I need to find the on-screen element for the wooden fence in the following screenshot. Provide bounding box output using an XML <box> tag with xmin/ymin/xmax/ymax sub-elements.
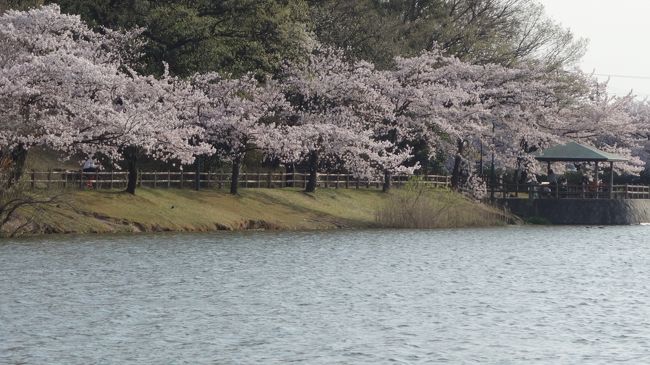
<box><xmin>16</xmin><ymin>170</ymin><xmax>650</xmax><ymax>200</ymax></box>
<box><xmin>23</xmin><ymin>170</ymin><xmax>452</xmax><ymax>191</ymax></box>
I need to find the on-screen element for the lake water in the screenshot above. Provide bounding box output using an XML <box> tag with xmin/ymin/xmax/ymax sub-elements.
<box><xmin>2</xmin><ymin>226</ymin><xmax>650</xmax><ymax>364</ymax></box>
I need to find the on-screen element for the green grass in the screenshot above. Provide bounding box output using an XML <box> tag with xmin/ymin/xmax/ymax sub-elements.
<box><xmin>2</xmin><ymin>149</ymin><xmax>513</xmax><ymax>236</ymax></box>
<box><xmin>5</xmin><ymin>187</ymin><xmax>511</xmax><ymax>236</ymax></box>
<box><xmin>10</xmin><ymin>188</ymin><xmax>386</xmax><ymax>235</ymax></box>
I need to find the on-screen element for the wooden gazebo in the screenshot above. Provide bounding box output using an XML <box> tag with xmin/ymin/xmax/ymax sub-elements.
<box><xmin>535</xmin><ymin>141</ymin><xmax>627</xmax><ymax>197</ymax></box>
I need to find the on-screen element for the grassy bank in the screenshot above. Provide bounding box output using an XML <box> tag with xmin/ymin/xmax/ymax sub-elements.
<box><xmin>3</xmin><ymin>188</ymin><xmax>510</xmax><ymax>236</ymax></box>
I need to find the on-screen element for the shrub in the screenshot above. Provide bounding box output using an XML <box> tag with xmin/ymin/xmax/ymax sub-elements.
<box><xmin>376</xmin><ymin>177</ymin><xmax>509</xmax><ymax>228</ymax></box>
<box><xmin>0</xmin><ymin>163</ymin><xmax>61</xmax><ymax>237</ymax></box>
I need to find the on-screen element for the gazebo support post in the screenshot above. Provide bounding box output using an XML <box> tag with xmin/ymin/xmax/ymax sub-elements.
<box><xmin>594</xmin><ymin>161</ymin><xmax>599</xmax><ymax>199</ymax></box>
<box><xmin>609</xmin><ymin>161</ymin><xmax>614</xmax><ymax>199</ymax></box>
<box><xmin>545</xmin><ymin>161</ymin><xmax>553</xmax><ymax>199</ymax></box>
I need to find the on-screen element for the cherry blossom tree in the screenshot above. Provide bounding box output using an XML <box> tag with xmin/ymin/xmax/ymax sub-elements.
<box><xmin>192</xmin><ymin>73</ymin><xmax>287</xmax><ymax>194</ymax></box>
<box><xmin>475</xmin><ymin>63</ymin><xmax>561</xmax><ymax>182</ymax></box>
<box><xmin>627</xmin><ymin>99</ymin><xmax>650</xmax><ymax>172</ymax></box>
<box><xmin>513</xmin><ymin>72</ymin><xmax>644</xmax><ymax>177</ymax></box>
<box><xmin>0</xmin><ymin>5</ymin><xmax>212</xmax><ymax>193</ymax></box>
<box><xmin>387</xmin><ymin>50</ymin><xmax>491</xmax><ymax>190</ymax></box>
<box><xmin>272</xmin><ymin>46</ymin><xmax>408</xmax><ymax>193</ymax></box>
<box><xmin>0</xmin><ymin>4</ymin><xmax>137</xmax><ymax>185</ymax></box>
<box><xmin>93</xmin><ymin>68</ymin><xmax>213</xmax><ymax>194</ymax></box>
<box><xmin>341</xmin><ymin>65</ymin><xmax>416</xmax><ymax>192</ymax></box>
<box><xmin>553</xmin><ymin>76</ymin><xmax>641</xmax><ymax>173</ymax></box>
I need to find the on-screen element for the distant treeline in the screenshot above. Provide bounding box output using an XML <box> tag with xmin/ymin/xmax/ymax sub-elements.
<box><xmin>4</xmin><ymin>0</ymin><xmax>586</xmax><ymax>76</ymax></box>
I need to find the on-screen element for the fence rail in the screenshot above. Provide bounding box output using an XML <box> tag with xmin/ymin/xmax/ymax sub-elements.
<box><xmin>18</xmin><ymin>170</ymin><xmax>650</xmax><ymax>200</ymax></box>
<box><xmin>23</xmin><ymin>170</ymin><xmax>452</xmax><ymax>191</ymax></box>
<box><xmin>490</xmin><ymin>183</ymin><xmax>650</xmax><ymax>200</ymax></box>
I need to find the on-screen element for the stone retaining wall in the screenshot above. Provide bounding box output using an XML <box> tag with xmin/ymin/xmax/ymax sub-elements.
<box><xmin>499</xmin><ymin>199</ymin><xmax>650</xmax><ymax>225</ymax></box>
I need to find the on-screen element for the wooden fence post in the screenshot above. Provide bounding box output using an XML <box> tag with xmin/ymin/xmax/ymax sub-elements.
<box><xmin>110</xmin><ymin>170</ymin><xmax>114</xmax><ymax>190</ymax></box>
<box><xmin>195</xmin><ymin>160</ymin><xmax>202</xmax><ymax>191</ymax></box>
<box><xmin>79</xmin><ymin>169</ymin><xmax>84</xmax><ymax>190</ymax></box>
<box><xmin>63</xmin><ymin>171</ymin><xmax>67</xmax><ymax>189</ymax></box>
<box><xmin>179</xmin><ymin>170</ymin><xmax>184</xmax><ymax>189</ymax></box>
<box><xmin>31</xmin><ymin>170</ymin><xmax>36</xmax><ymax>190</ymax></box>
<box><xmin>153</xmin><ymin>171</ymin><xmax>157</xmax><ymax>188</ymax></box>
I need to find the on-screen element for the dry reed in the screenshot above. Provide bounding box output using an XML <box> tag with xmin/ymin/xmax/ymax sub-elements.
<box><xmin>375</xmin><ymin>178</ymin><xmax>510</xmax><ymax>228</ymax></box>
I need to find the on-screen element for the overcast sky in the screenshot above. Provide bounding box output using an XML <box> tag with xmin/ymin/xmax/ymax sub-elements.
<box><xmin>539</xmin><ymin>0</ymin><xmax>650</xmax><ymax>99</ymax></box>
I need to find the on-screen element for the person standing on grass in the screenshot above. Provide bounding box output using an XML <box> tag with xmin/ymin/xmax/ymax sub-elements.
<box><xmin>82</xmin><ymin>156</ymin><xmax>98</xmax><ymax>188</ymax></box>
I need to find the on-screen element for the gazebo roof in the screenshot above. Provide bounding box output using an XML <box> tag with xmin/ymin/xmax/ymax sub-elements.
<box><xmin>534</xmin><ymin>141</ymin><xmax>627</xmax><ymax>162</ymax></box>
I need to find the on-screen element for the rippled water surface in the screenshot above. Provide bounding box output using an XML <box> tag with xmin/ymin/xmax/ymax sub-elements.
<box><xmin>3</xmin><ymin>226</ymin><xmax>650</xmax><ymax>364</ymax></box>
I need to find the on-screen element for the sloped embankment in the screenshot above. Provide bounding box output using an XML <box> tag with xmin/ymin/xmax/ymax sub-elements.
<box><xmin>5</xmin><ymin>188</ymin><xmax>508</xmax><ymax>236</ymax></box>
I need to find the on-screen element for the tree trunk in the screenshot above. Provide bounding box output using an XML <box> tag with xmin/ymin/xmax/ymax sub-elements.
<box><xmin>382</xmin><ymin>169</ymin><xmax>392</xmax><ymax>192</ymax></box>
<box><xmin>125</xmin><ymin>146</ymin><xmax>138</xmax><ymax>195</ymax></box>
<box><xmin>285</xmin><ymin>164</ymin><xmax>295</xmax><ymax>188</ymax></box>
<box><xmin>6</xmin><ymin>144</ymin><xmax>27</xmax><ymax>188</ymax></box>
<box><xmin>230</xmin><ymin>155</ymin><xmax>242</xmax><ymax>195</ymax></box>
<box><xmin>195</xmin><ymin>155</ymin><xmax>203</xmax><ymax>191</ymax></box>
<box><xmin>305</xmin><ymin>151</ymin><xmax>318</xmax><ymax>193</ymax></box>
<box><xmin>451</xmin><ymin>139</ymin><xmax>465</xmax><ymax>190</ymax></box>
<box><xmin>406</xmin><ymin>0</ymin><xmax>420</xmax><ymax>22</ymax></box>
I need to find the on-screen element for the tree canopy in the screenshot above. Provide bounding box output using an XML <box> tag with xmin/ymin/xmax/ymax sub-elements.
<box><xmin>5</xmin><ymin>0</ymin><xmax>586</xmax><ymax>74</ymax></box>
<box><xmin>33</xmin><ymin>0</ymin><xmax>313</xmax><ymax>76</ymax></box>
<box><xmin>309</xmin><ymin>0</ymin><xmax>587</xmax><ymax>70</ymax></box>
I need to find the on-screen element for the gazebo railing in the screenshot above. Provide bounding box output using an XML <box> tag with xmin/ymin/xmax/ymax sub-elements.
<box><xmin>491</xmin><ymin>183</ymin><xmax>650</xmax><ymax>200</ymax></box>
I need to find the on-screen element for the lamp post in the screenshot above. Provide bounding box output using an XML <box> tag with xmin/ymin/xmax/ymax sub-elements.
<box><xmin>609</xmin><ymin>161</ymin><xmax>614</xmax><ymax>198</ymax></box>
<box><xmin>478</xmin><ymin>138</ymin><xmax>483</xmax><ymax>177</ymax></box>
<box><xmin>490</xmin><ymin>122</ymin><xmax>496</xmax><ymax>201</ymax></box>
